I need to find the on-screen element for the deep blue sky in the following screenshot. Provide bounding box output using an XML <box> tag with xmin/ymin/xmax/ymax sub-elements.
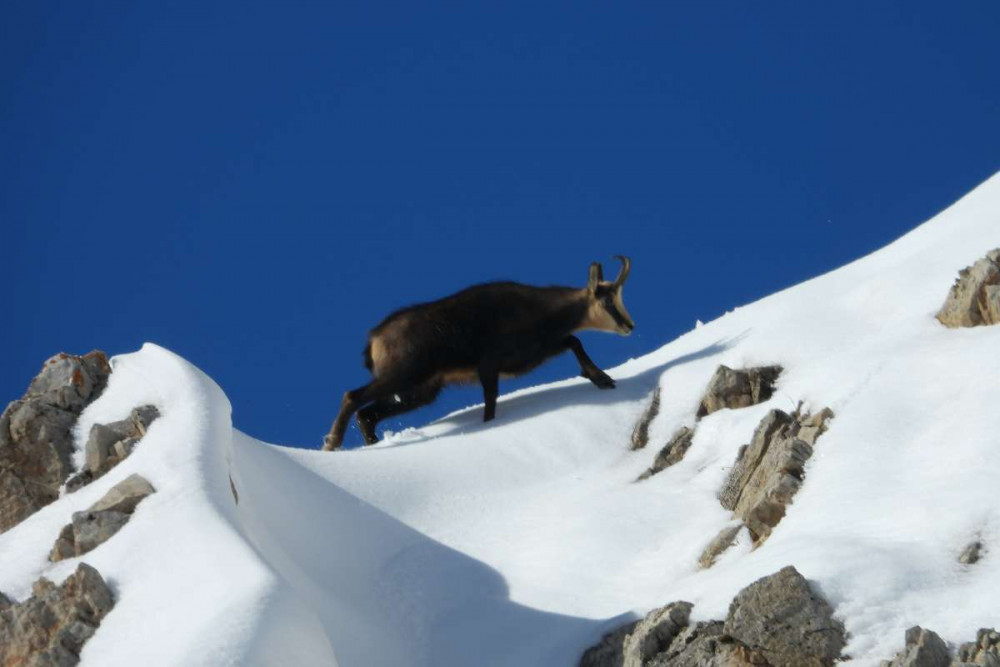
<box><xmin>3</xmin><ymin>3</ymin><xmax>998</xmax><ymax>449</ymax></box>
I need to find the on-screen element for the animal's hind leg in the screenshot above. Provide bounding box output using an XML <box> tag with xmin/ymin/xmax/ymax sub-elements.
<box><xmin>356</xmin><ymin>380</ymin><xmax>443</xmax><ymax>445</ymax></box>
<box><xmin>324</xmin><ymin>379</ymin><xmax>400</xmax><ymax>451</ymax></box>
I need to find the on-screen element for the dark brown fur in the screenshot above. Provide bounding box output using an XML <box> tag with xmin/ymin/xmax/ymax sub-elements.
<box><xmin>323</xmin><ymin>258</ymin><xmax>634</xmax><ymax>450</ymax></box>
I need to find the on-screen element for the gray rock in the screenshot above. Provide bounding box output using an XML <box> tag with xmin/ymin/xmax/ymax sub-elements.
<box><xmin>955</xmin><ymin>628</ymin><xmax>1000</xmax><ymax>666</ymax></box>
<box><xmin>622</xmin><ymin>602</ymin><xmax>693</xmax><ymax>667</ymax></box>
<box><xmin>580</xmin><ymin>620</ymin><xmax>640</xmax><ymax>667</ymax></box>
<box><xmin>71</xmin><ymin>510</ymin><xmax>131</xmax><ymax>556</ymax></box>
<box><xmin>959</xmin><ymin>540</ymin><xmax>984</xmax><ymax>565</ymax></box>
<box><xmin>725</xmin><ymin>565</ymin><xmax>846</xmax><ymax>667</ymax></box>
<box><xmin>936</xmin><ymin>249</ymin><xmax>1000</xmax><ymax>328</ymax></box>
<box><xmin>646</xmin><ymin>621</ymin><xmax>759</xmax><ymax>667</ymax></box>
<box><xmin>78</xmin><ymin>405</ymin><xmax>159</xmax><ymax>481</ymax></box>
<box><xmin>580</xmin><ymin>566</ymin><xmax>844</xmax><ymax>666</ymax></box>
<box><xmin>697</xmin><ymin>525</ymin><xmax>742</xmax><ymax>569</ymax></box>
<box><xmin>88</xmin><ymin>474</ymin><xmax>155</xmax><ymax>514</ymax></box>
<box><xmin>696</xmin><ymin>365</ymin><xmax>782</xmax><ymax>419</ymax></box>
<box><xmin>638</xmin><ymin>428</ymin><xmax>695</xmax><ymax>481</ymax></box>
<box><xmin>880</xmin><ymin>626</ymin><xmax>951</xmax><ymax>667</ymax></box>
<box><xmin>0</xmin><ymin>563</ymin><xmax>114</xmax><ymax>667</ymax></box>
<box><xmin>0</xmin><ymin>352</ymin><xmax>111</xmax><ymax>534</ymax></box>
<box><xmin>50</xmin><ymin>474</ymin><xmax>154</xmax><ymax>561</ymax></box>
<box><xmin>718</xmin><ymin>407</ymin><xmax>833</xmax><ymax>544</ymax></box>
<box><xmin>631</xmin><ymin>388</ymin><xmax>662</xmax><ymax>451</ymax></box>
<box><xmin>84</xmin><ymin>423</ymin><xmax>121</xmax><ymax>476</ymax></box>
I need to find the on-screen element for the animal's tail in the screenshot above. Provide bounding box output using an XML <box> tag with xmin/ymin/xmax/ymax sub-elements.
<box><xmin>362</xmin><ymin>341</ymin><xmax>374</xmax><ymax>372</ymax></box>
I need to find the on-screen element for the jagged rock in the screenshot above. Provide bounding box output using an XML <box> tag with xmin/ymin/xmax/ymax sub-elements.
<box><xmin>717</xmin><ymin>407</ymin><xmax>833</xmax><ymax>544</ymax></box>
<box><xmin>0</xmin><ymin>352</ymin><xmax>111</xmax><ymax>534</ymax></box>
<box><xmin>725</xmin><ymin>566</ymin><xmax>846</xmax><ymax>667</ymax></box>
<box><xmin>581</xmin><ymin>566</ymin><xmax>843</xmax><ymax>667</ymax></box>
<box><xmin>959</xmin><ymin>540</ymin><xmax>984</xmax><ymax>565</ymax></box>
<box><xmin>631</xmin><ymin>388</ymin><xmax>662</xmax><ymax>451</ymax></box>
<box><xmin>581</xmin><ymin>620</ymin><xmax>640</xmax><ymax>667</ymax></box>
<box><xmin>698</xmin><ymin>525</ymin><xmax>742</xmax><ymax>569</ymax></box>
<box><xmin>955</xmin><ymin>628</ymin><xmax>1000</xmax><ymax>666</ymax></box>
<box><xmin>0</xmin><ymin>563</ymin><xmax>115</xmax><ymax>667</ymax></box>
<box><xmin>645</xmin><ymin>621</ymin><xmax>757</xmax><ymax>667</ymax></box>
<box><xmin>66</xmin><ymin>405</ymin><xmax>159</xmax><ymax>490</ymax></box>
<box><xmin>936</xmin><ymin>249</ymin><xmax>1000</xmax><ymax>328</ymax></box>
<box><xmin>622</xmin><ymin>602</ymin><xmax>693</xmax><ymax>667</ymax></box>
<box><xmin>50</xmin><ymin>474</ymin><xmax>155</xmax><ymax>562</ymax></box>
<box><xmin>880</xmin><ymin>626</ymin><xmax>951</xmax><ymax>667</ymax></box>
<box><xmin>638</xmin><ymin>428</ymin><xmax>695</xmax><ymax>481</ymax></box>
<box><xmin>696</xmin><ymin>365</ymin><xmax>782</xmax><ymax>419</ymax></box>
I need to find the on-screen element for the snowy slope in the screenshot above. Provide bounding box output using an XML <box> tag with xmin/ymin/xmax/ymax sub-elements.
<box><xmin>1</xmin><ymin>173</ymin><xmax>999</xmax><ymax>666</ymax></box>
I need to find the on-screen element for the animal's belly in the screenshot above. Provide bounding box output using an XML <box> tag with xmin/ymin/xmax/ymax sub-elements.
<box><xmin>437</xmin><ymin>368</ymin><xmax>522</xmax><ymax>384</ymax></box>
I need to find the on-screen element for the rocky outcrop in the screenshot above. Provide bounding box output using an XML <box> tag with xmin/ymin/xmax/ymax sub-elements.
<box><xmin>622</xmin><ymin>602</ymin><xmax>693</xmax><ymax>667</ymax></box>
<box><xmin>936</xmin><ymin>249</ymin><xmax>1000</xmax><ymax>328</ymax></box>
<box><xmin>955</xmin><ymin>628</ymin><xmax>1000</xmax><ymax>665</ymax></box>
<box><xmin>637</xmin><ymin>428</ymin><xmax>694</xmax><ymax>481</ymax></box>
<box><xmin>725</xmin><ymin>566</ymin><xmax>845</xmax><ymax>667</ymax></box>
<box><xmin>0</xmin><ymin>563</ymin><xmax>115</xmax><ymax>667</ymax></box>
<box><xmin>51</xmin><ymin>474</ymin><xmax>155</xmax><ymax>561</ymax></box>
<box><xmin>65</xmin><ymin>405</ymin><xmax>159</xmax><ymax>492</ymax></box>
<box><xmin>0</xmin><ymin>352</ymin><xmax>111</xmax><ymax>534</ymax></box>
<box><xmin>715</xmin><ymin>406</ymin><xmax>833</xmax><ymax>545</ymax></box>
<box><xmin>879</xmin><ymin>626</ymin><xmax>1000</xmax><ymax>666</ymax></box>
<box><xmin>631</xmin><ymin>388</ymin><xmax>662</xmax><ymax>451</ymax></box>
<box><xmin>581</xmin><ymin>566</ymin><xmax>845</xmax><ymax>667</ymax></box>
<box><xmin>696</xmin><ymin>365</ymin><xmax>782</xmax><ymax>419</ymax></box>
<box><xmin>880</xmin><ymin>627</ymin><xmax>951</xmax><ymax>667</ymax></box>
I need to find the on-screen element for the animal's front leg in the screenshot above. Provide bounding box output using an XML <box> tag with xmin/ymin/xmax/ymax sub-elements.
<box><xmin>478</xmin><ymin>362</ymin><xmax>500</xmax><ymax>421</ymax></box>
<box><xmin>564</xmin><ymin>336</ymin><xmax>616</xmax><ymax>389</ymax></box>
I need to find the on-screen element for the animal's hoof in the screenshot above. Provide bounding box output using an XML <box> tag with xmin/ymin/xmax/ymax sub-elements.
<box><xmin>592</xmin><ymin>374</ymin><xmax>616</xmax><ymax>389</ymax></box>
<box><xmin>322</xmin><ymin>435</ymin><xmax>341</xmax><ymax>452</ymax></box>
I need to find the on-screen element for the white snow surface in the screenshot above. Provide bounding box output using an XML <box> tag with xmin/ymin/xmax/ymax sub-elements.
<box><xmin>2</xmin><ymin>173</ymin><xmax>1000</xmax><ymax>666</ymax></box>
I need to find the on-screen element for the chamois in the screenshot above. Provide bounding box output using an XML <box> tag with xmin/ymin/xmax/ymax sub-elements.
<box><xmin>322</xmin><ymin>256</ymin><xmax>635</xmax><ymax>450</ymax></box>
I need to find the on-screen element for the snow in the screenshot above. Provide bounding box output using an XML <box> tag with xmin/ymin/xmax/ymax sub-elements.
<box><xmin>2</xmin><ymin>173</ymin><xmax>1000</xmax><ymax>665</ymax></box>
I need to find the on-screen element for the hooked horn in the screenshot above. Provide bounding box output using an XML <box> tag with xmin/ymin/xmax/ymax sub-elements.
<box><xmin>612</xmin><ymin>255</ymin><xmax>631</xmax><ymax>287</ymax></box>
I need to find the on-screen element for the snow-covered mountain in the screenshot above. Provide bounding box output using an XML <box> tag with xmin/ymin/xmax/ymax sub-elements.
<box><xmin>2</xmin><ymin>173</ymin><xmax>999</xmax><ymax>666</ymax></box>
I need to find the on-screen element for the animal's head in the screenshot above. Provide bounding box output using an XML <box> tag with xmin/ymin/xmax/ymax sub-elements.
<box><xmin>585</xmin><ymin>255</ymin><xmax>635</xmax><ymax>335</ymax></box>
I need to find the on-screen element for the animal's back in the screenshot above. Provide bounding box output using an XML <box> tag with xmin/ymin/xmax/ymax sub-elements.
<box><xmin>364</xmin><ymin>282</ymin><xmax>582</xmax><ymax>378</ymax></box>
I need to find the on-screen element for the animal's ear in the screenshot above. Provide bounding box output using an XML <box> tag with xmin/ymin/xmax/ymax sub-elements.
<box><xmin>588</xmin><ymin>262</ymin><xmax>603</xmax><ymax>292</ymax></box>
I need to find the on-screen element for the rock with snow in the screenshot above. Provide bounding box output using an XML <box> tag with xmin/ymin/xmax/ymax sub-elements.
<box><xmin>697</xmin><ymin>525</ymin><xmax>742</xmax><ymax>569</ymax></box>
<box><xmin>621</xmin><ymin>602</ymin><xmax>693</xmax><ymax>667</ymax></box>
<box><xmin>717</xmin><ymin>407</ymin><xmax>833</xmax><ymax>544</ymax></box>
<box><xmin>637</xmin><ymin>427</ymin><xmax>694</xmax><ymax>481</ymax></box>
<box><xmin>581</xmin><ymin>566</ymin><xmax>843</xmax><ymax>666</ymax></box>
<box><xmin>0</xmin><ymin>562</ymin><xmax>114</xmax><ymax>667</ymax></box>
<box><xmin>936</xmin><ymin>249</ymin><xmax>1000</xmax><ymax>328</ymax></box>
<box><xmin>66</xmin><ymin>405</ymin><xmax>159</xmax><ymax>491</ymax></box>
<box><xmin>580</xmin><ymin>620</ymin><xmax>639</xmax><ymax>667</ymax></box>
<box><xmin>954</xmin><ymin>628</ymin><xmax>1000</xmax><ymax>666</ymax></box>
<box><xmin>956</xmin><ymin>630</ymin><xmax>1000</xmax><ymax>666</ymax></box>
<box><xmin>696</xmin><ymin>365</ymin><xmax>782</xmax><ymax>419</ymax></box>
<box><xmin>0</xmin><ymin>352</ymin><xmax>111</xmax><ymax>534</ymax></box>
<box><xmin>879</xmin><ymin>626</ymin><xmax>951</xmax><ymax>667</ymax></box>
<box><xmin>630</xmin><ymin>387</ymin><xmax>661</xmax><ymax>451</ymax></box>
<box><xmin>50</xmin><ymin>474</ymin><xmax>155</xmax><ymax>562</ymax></box>
<box><xmin>725</xmin><ymin>566</ymin><xmax>846</xmax><ymax>667</ymax></box>
<box><xmin>959</xmin><ymin>540</ymin><xmax>984</xmax><ymax>566</ymax></box>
